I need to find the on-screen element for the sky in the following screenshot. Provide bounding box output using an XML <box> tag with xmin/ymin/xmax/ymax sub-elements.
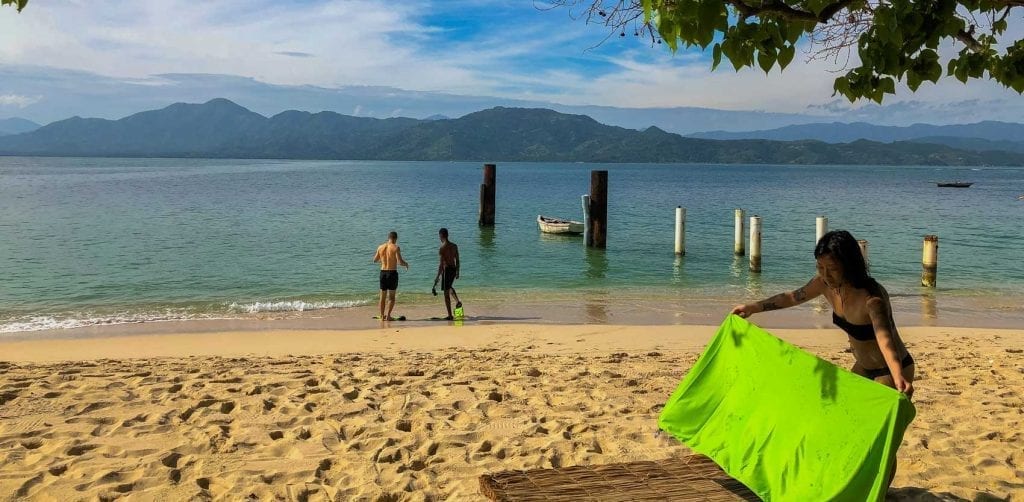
<box><xmin>1</xmin><ymin>0</ymin><xmax>1023</xmax><ymax>127</ymax></box>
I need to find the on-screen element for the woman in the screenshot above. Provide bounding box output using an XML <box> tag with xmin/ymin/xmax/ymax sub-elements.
<box><xmin>731</xmin><ymin>230</ymin><xmax>914</xmax><ymax>397</ymax></box>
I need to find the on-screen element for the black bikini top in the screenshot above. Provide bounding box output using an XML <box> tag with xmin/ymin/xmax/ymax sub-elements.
<box><xmin>832</xmin><ymin>312</ymin><xmax>875</xmax><ymax>341</ymax></box>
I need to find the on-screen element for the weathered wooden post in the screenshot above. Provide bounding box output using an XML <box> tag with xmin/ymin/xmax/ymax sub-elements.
<box><xmin>734</xmin><ymin>209</ymin><xmax>745</xmax><ymax>256</ymax></box>
<box><xmin>922</xmin><ymin>235</ymin><xmax>938</xmax><ymax>287</ymax></box>
<box><xmin>674</xmin><ymin>206</ymin><xmax>686</xmax><ymax>255</ymax></box>
<box><xmin>478</xmin><ymin>163</ymin><xmax>496</xmax><ymax>226</ymax></box>
<box><xmin>581</xmin><ymin>194</ymin><xmax>591</xmax><ymax>245</ymax></box>
<box><xmin>749</xmin><ymin>215</ymin><xmax>762</xmax><ymax>273</ymax></box>
<box><xmin>858</xmin><ymin>239</ymin><xmax>869</xmax><ymax>261</ymax></box>
<box><xmin>587</xmin><ymin>170</ymin><xmax>607</xmax><ymax>248</ymax></box>
<box><xmin>815</xmin><ymin>216</ymin><xmax>828</xmax><ymax>246</ymax></box>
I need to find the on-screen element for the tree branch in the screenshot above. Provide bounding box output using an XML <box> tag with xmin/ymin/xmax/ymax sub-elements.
<box><xmin>956</xmin><ymin>29</ymin><xmax>985</xmax><ymax>51</ymax></box>
<box><xmin>725</xmin><ymin>0</ymin><xmax>860</xmax><ymax>23</ymax></box>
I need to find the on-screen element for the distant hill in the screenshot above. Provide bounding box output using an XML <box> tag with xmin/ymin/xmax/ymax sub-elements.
<box><xmin>1</xmin><ymin>99</ymin><xmax>1022</xmax><ymax>166</ymax></box>
<box><xmin>0</xmin><ymin>117</ymin><xmax>40</xmax><ymax>136</ymax></box>
<box><xmin>907</xmin><ymin>136</ymin><xmax>1024</xmax><ymax>154</ymax></box>
<box><xmin>689</xmin><ymin>120</ymin><xmax>1024</xmax><ymax>144</ymax></box>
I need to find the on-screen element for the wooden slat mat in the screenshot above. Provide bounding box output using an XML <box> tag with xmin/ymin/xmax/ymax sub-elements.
<box><xmin>480</xmin><ymin>454</ymin><xmax>760</xmax><ymax>501</ymax></box>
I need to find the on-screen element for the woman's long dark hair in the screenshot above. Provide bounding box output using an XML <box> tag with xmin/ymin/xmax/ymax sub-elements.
<box><xmin>814</xmin><ymin>230</ymin><xmax>878</xmax><ymax>292</ymax></box>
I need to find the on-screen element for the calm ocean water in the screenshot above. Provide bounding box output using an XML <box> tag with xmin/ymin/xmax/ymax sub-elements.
<box><xmin>1</xmin><ymin>157</ymin><xmax>1023</xmax><ymax>333</ymax></box>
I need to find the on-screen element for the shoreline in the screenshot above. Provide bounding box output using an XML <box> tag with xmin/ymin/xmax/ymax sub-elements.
<box><xmin>4</xmin><ymin>292</ymin><xmax>1024</xmax><ymax>341</ymax></box>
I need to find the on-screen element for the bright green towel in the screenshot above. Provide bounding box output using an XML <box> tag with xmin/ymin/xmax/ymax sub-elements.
<box><xmin>658</xmin><ymin>315</ymin><xmax>915</xmax><ymax>501</ymax></box>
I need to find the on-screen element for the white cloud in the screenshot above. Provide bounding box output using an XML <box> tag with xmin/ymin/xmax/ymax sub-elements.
<box><xmin>0</xmin><ymin>0</ymin><xmax>484</xmax><ymax>90</ymax></box>
<box><xmin>0</xmin><ymin>94</ymin><xmax>41</xmax><ymax>107</ymax></box>
<box><xmin>0</xmin><ymin>0</ymin><xmax>1021</xmax><ymax>119</ymax></box>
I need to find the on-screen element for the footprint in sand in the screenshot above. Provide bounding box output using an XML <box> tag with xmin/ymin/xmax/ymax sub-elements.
<box><xmin>67</xmin><ymin>443</ymin><xmax>98</xmax><ymax>456</ymax></box>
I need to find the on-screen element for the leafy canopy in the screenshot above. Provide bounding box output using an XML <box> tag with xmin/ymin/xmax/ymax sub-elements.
<box><xmin>1</xmin><ymin>0</ymin><xmax>27</xmax><ymax>12</ymax></box>
<box><xmin>549</xmin><ymin>0</ymin><xmax>1024</xmax><ymax>102</ymax></box>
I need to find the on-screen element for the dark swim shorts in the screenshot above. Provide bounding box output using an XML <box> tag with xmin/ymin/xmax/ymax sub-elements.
<box><xmin>379</xmin><ymin>270</ymin><xmax>399</xmax><ymax>291</ymax></box>
<box><xmin>440</xmin><ymin>267</ymin><xmax>457</xmax><ymax>291</ymax></box>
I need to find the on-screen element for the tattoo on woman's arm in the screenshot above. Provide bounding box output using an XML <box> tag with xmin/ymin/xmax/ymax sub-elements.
<box><xmin>759</xmin><ymin>292</ymin><xmax>790</xmax><ymax>312</ymax></box>
<box><xmin>793</xmin><ymin>287</ymin><xmax>807</xmax><ymax>302</ymax></box>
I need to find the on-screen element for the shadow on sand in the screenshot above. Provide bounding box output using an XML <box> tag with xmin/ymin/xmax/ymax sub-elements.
<box><xmin>886</xmin><ymin>487</ymin><xmax>980</xmax><ymax>501</ymax></box>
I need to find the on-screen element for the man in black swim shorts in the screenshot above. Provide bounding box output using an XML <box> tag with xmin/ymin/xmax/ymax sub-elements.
<box><xmin>433</xmin><ymin>228</ymin><xmax>462</xmax><ymax>320</ymax></box>
<box><xmin>372</xmin><ymin>231</ymin><xmax>409</xmax><ymax>321</ymax></box>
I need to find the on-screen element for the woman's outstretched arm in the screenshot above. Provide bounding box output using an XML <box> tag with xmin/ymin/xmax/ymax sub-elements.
<box><xmin>731</xmin><ymin>276</ymin><xmax>825</xmax><ymax>318</ymax></box>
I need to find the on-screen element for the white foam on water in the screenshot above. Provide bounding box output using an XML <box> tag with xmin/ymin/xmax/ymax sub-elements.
<box><xmin>227</xmin><ymin>299</ymin><xmax>370</xmax><ymax>313</ymax></box>
<box><xmin>0</xmin><ymin>312</ymin><xmax>204</xmax><ymax>334</ymax></box>
<box><xmin>0</xmin><ymin>299</ymin><xmax>371</xmax><ymax>334</ymax></box>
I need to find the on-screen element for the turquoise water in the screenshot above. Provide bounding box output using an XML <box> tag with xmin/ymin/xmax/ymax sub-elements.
<box><xmin>1</xmin><ymin>157</ymin><xmax>1023</xmax><ymax>332</ymax></box>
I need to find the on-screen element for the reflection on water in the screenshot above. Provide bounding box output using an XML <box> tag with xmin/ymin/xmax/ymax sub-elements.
<box><xmin>921</xmin><ymin>292</ymin><xmax>937</xmax><ymax>323</ymax></box>
<box><xmin>478</xmin><ymin>226</ymin><xmax>496</xmax><ymax>250</ymax></box>
<box><xmin>745</xmin><ymin>266</ymin><xmax>764</xmax><ymax>297</ymax></box>
<box><xmin>585</xmin><ymin>297</ymin><xmax>608</xmax><ymax>323</ymax></box>
<box><xmin>585</xmin><ymin>248</ymin><xmax>608</xmax><ymax>280</ymax></box>
<box><xmin>478</xmin><ymin>226</ymin><xmax>496</xmax><ymax>266</ymax></box>
<box><xmin>730</xmin><ymin>256</ymin><xmax>745</xmax><ymax>280</ymax></box>
<box><xmin>672</xmin><ymin>255</ymin><xmax>686</xmax><ymax>285</ymax></box>
<box><xmin>538</xmin><ymin>231</ymin><xmax>583</xmax><ymax>243</ymax></box>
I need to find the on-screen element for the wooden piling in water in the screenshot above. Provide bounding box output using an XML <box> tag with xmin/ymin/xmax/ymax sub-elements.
<box><xmin>478</xmin><ymin>163</ymin><xmax>496</xmax><ymax>227</ymax></box>
<box><xmin>815</xmin><ymin>216</ymin><xmax>828</xmax><ymax>246</ymax></box>
<box><xmin>581</xmin><ymin>194</ymin><xmax>591</xmax><ymax>245</ymax></box>
<box><xmin>922</xmin><ymin>235</ymin><xmax>938</xmax><ymax>287</ymax></box>
<box><xmin>858</xmin><ymin>239</ymin><xmax>869</xmax><ymax>260</ymax></box>
<box><xmin>734</xmin><ymin>209</ymin><xmax>745</xmax><ymax>256</ymax></box>
<box><xmin>675</xmin><ymin>206</ymin><xmax>686</xmax><ymax>255</ymax></box>
<box><xmin>749</xmin><ymin>216</ymin><xmax>762</xmax><ymax>273</ymax></box>
<box><xmin>587</xmin><ymin>171</ymin><xmax>607</xmax><ymax>248</ymax></box>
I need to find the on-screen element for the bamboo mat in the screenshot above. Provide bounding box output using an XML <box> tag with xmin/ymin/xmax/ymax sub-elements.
<box><xmin>479</xmin><ymin>454</ymin><xmax>760</xmax><ymax>501</ymax></box>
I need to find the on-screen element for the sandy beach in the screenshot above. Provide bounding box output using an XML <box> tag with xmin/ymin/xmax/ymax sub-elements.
<box><xmin>1</xmin><ymin>322</ymin><xmax>1022</xmax><ymax>501</ymax></box>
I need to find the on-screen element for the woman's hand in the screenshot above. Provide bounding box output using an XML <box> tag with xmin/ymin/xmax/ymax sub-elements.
<box><xmin>894</xmin><ymin>377</ymin><xmax>914</xmax><ymax>397</ymax></box>
<box><xmin>731</xmin><ymin>303</ymin><xmax>759</xmax><ymax>318</ymax></box>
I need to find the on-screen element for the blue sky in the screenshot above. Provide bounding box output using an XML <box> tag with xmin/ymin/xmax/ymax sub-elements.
<box><xmin>1</xmin><ymin>0</ymin><xmax>1023</xmax><ymax>125</ymax></box>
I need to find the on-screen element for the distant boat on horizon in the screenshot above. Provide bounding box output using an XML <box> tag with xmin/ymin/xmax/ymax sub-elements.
<box><xmin>936</xmin><ymin>181</ymin><xmax>973</xmax><ymax>188</ymax></box>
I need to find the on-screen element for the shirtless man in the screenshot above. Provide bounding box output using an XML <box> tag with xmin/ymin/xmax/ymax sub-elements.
<box><xmin>432</xmin><ymin>228</ymin><xmax>462</xmax><ymax>320</ymax></box>
<box><xmin>372</xmin><ymin>231</ymin><xmax>408</xmax><ymax>321</ymax></box>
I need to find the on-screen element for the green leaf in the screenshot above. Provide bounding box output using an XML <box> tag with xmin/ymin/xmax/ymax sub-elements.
<box><xmin>695</xmin><ymin>1</ymin><xmax>723</xmax><ymax>48</ymax></box>
<box><xmin>778</xmin><ymin>44</ymin><xmax>795</xmax><ymax>70</ymax></box>
<box><xmin>784</xmin><ymin>21</ymin><xmax>804</xmax><ymax>44</ymax></box>
<box><xmin>712</xmin><ymin>43</ymin><xmax>723</xmax><ymax>71</ymax></box>
<box><xmin>1</xmin><ymin>0</ymin><xmax>29</xmax><ymax>10</ymax></box>
<box><xmin>642</xmin><ymin>0</ymin><xmax>653</xmax><ymax>23</ymax></box>
<box><xmin>833</xmin><ymin>77</ymin><xmax>851</xmax><ymax>99</ymax></box>
<box><xmin>757</xmin><ymin>50</ymin><xmax>775</xmax><ymax>74</ymax></box>
<box><xmin>907</xmin><ymin>70</ymin><xmax>923</xmax><ymax>91</ymax></box>
<box><xmin>955</xmin><ymin>61</ymin><xmax>969</xmax><ymax>83</ymax></box>
<box><xmin>925</xmin><ymin>59</ymin><xmax>942</xmax><ymax>82</ymax></box>
<box><xmin>880</xmin><ymin>77</ymin><xmax>896</xmax><ymax>94</ymax></box>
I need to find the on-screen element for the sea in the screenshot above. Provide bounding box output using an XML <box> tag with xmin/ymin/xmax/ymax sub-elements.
<box><xmin>2</xmin><ymin>157</ymin><xmax>1023</xmax><ymax>334</ymax></box>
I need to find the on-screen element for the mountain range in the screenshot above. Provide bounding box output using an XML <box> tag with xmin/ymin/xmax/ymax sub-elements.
<box><xmin>688</xmin><ymin>121</ymin><xmax>1024</xmax><ymax>153</ymax></box>
<box><xmin>0</xmin><ymin>118</ymin><xmax>40</xmax><ymax>136</ymax></box>
<box><xmin>1</xmin><ymin>99</ymin><xmax>1022</xmax><ymax>166</ymax></box>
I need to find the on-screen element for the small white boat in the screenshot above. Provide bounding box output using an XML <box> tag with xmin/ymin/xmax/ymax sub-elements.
<box><xmin>537</xmin><ymin>215</ymin><xmax>584</xmax><ymax>235</ymax></box>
